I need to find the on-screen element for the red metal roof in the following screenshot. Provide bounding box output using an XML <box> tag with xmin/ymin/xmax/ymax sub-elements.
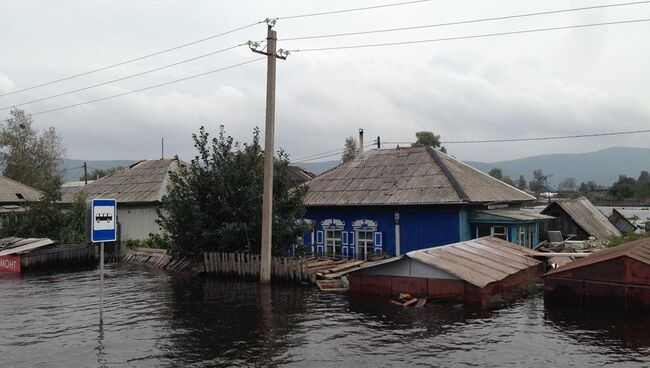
<box><xmin>545</xmin><ymin>238</ymin><xmax>650</xmax><ymax>276</ymax></box>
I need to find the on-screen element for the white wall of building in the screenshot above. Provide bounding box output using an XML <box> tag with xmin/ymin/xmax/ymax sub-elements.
<box><xmin>117</xmin><ymin>205</ymin><xmax>162</xmax><ymax>241</ymax></box>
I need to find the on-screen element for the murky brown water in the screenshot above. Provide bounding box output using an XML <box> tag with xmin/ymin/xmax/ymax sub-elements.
<box><xmin>1</xmin><ymin>264</ymin><xmax>649</xmax><ymax>367</ymax></box>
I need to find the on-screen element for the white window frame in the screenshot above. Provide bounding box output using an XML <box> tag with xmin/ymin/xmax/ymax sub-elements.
<box><xmin>491</xmin><ymin>225</ymin><xmax>508</xmax><ymax>241</ymax></box>
<box><xmin>357</xmin><ymin>229</ymin><xmax>375</xmax><ymax>261</ymax></box>
<box><xmin>325</xmin><ymin>229</ymin><xmax>343</xmax><ymax>256</ymax></box>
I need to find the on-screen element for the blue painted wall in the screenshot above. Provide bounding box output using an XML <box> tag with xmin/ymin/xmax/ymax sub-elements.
<box><xmin>303</xmin><ymin>206</ymin><xmax>461</xmax><ymax>257</ymax></box>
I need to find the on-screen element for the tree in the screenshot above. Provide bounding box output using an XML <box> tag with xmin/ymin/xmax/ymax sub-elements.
<box><xmin>488</xmin><ymin>168</ymin><xmax>503</xmax><ymax>180</ymax></box>
<box><xmin>341</xmin><ymin>136</ymin><xmax>358</xmax><ymax>163</ymax></box>
<box><xmin>411</xmin><ymin>131</ymin><xmax>447</xmax><ymax>153</ymax></box>
<box><xmin>558</xmin><ymin>177</ymin><xmax>576</xmax><ymax>192</ymax></box>
<box><xmin>609</xmin><ymin>175</ymin><xmax>636</xmax><ymax>199</ymax></box>
<box><xmin>0</xmin><ymin>109</ymin><xmax>65</xmax><ymax>191</ymax></box>
<box><xmin>638</xmin><ymin>171</ymin><xmax>650</xmax><ymax>199</ymax></box>
<box><xmin>79</xmin><ymin>166</ymin><xmax>123</xmax><ymax>181</ymax></box>
<box><xmin>529</xmin><ymin>169</ymin><xmax>549</xmax><ymax>192</ymax></box>
<box><xmin>157</xmin><ymin>126</ymin><xmax>309</xmax><ymax>258</ymax></box>
<box><xmin>501</xmin><ymin>175</ymin><xmax>514</xmax><ymax>186</ymax></box>
<box><xmin>516</xmin><ymin>175</ymin><xmax>527</xmax><ymax>190</ymax></box>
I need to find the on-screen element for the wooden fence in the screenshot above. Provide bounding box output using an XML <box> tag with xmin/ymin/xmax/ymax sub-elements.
<box><xmin>123</xmin><ymin>248</ymin><xmax>202</xmax><ymax>275</ymax></box>
<box><xmin>203</xmin><ymin>252</ymin><xmax>311</xmax><ymax>282</ymax></box>
<box><xmin>20</xmin><ymin>244</ymin><xmax>98</xmax><ymax>271</ymax></box>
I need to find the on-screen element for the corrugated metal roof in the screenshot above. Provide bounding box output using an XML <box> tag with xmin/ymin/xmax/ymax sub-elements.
<box><xmin>608</xmin><ymin>209</ymin><xmax>636</xmax><ymax>234</ymax></box>
<box><xmin>61</xmin><ymin>158</ymin><xmax>180</xmax><ymax>203</ymax></box>
<box><xmin>287</xmin><ymin>166</ymin><xmax>316</xmax><ymax>187</ymax></box>
<box><xmin>475</xmin><ymin>208</ymin><xmax>555</xmax><ymax>221</ymax></box>
<box><xmin>0</xmin><ymin>175</ymin><xmax>42</xmax><ymax>203</ymax></box>
<box><xmin>542</xmin><ymin>198</ymin><xmax>621</xmax><ymax>241</ymax></box>
<box><xmin>545</xmin><ymin>237</ymin><xmax>650</xmax><ymax>276</ymax></box>
<box><xmin>0</xmin><ymin>237</ymin><xmax>55</xmax><ymax>256</ymax></box>
<box><xmin>405</xmin><ymin>236</ymin><xmax>542</xmax><ymax>288</ymax></box>
<box><xmin>303</xmin><ymin>147</ymin><xmax>534</xmax><ymax>206</ymax></box>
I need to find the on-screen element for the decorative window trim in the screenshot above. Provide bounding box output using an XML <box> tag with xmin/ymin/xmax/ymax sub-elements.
<box><xmin>342</xmin><ymin>231</ymin><xmax>349</xmax><ymax>245</ymax></box>
<box><xmin>322</xmin><ymin>219</ymin><xmax>345</xmax><ymax>230</ymax></box>
<box><xmin>352</xmin><ymin>219</ymin><xmax>378</xmax><ymax>231</ymax></box>
<box><xmin>316</xmin><ymin>231</ymin><xmax>324</xmax><ymax>244</ymax></box>
<box><xmin>349</xmin><ymin>231</ymin><xmax>355</xmax><ymax>245</ymax></box>
<box><xmin>374</xmin><ymin>232</ymin><xmax>383</xmax><ymax>247</ymax></box>
<box><xmin>342</xmin><ymin>246</ymin><xmax>349</xmax><ymax>257</ymax></box>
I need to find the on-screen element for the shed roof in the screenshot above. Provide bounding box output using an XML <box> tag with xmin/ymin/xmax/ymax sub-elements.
<box><xmin>0</xmin><ymin>237</ymin><xmax>55</xmax><ymax>256</ymax></box>
<box><xmin>61</xmin><ymin>158</ymin><xmax>180</xmax><ymax>203</ymax></box>
<box><xmin>303</xmin><ymin>147</ymin><xmax>534</xmax><ymax>206</ymax></box>
<box><xmin>0</xmin><ymin>175</ymin><xmax>42</xmax><ymax>203</ymax></box>
<box><xmin>545</xmin><ymin>237</ymin><xmax>650</xmax><ymax>276</ymax></box>
<box><xmin>608</xmin><ymin>209</ymin><xmax>636</xmax><ymax>234</ymax></box>
<box><xmin>474</xmin><ymin>208</ymin><xmax>554</xmax><ymax>221</ymax></box>
<box><xmin>287</xmin><ymin>166</ymin><xmax>316</xmax><ymax>187</ymax></box>
<box><xmin>541</xmin><ymin>197</ymin><xmax>621</xmax><ymax>241</ymax></box>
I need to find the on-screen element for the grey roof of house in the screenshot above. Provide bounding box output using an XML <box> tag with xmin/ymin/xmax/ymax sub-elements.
<box><xmin>303</xmin><ymin>146</ymin><xmax>535</xmax><ymax>206</ymax></box>
<box><xmin>0</xmin><ymin>175</ymin><xmax>42</xmax><ymax>203</ymax></box>
<box><xmin>475</xmin><ymin>208</ymin><xmax>555</xmax><ymax>221</ymax></box>
<box><xmin>541</xmin><ymin>197</ymin><xmax>621</xmax><ymax>241</ymax></box>
<box><xmin>61</xmin><ymin>158</ymin><xmax>179</xmax><ymax>204</ymax></box>
<box><xmin>287</xmin><ymin>166</ymin><xmax>316</xmax><ymax>186</ymax></box>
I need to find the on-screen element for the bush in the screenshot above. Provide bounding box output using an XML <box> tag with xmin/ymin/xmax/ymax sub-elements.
<box><xmin>126</xmin><ymin>233</ymin><xmax>170</xmax><ymax>249</ymax></box>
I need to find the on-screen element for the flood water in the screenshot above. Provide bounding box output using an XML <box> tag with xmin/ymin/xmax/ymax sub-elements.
<box><xmin>1</xmin><ymin>264</ymin><xmax>649</xmax><ymax>368</ymax></box>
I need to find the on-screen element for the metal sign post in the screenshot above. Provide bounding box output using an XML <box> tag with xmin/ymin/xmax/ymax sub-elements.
<box><xmin>91</xmin><ymin>199</ymin><xmax>117</xmax><ymax>325</ymax></box>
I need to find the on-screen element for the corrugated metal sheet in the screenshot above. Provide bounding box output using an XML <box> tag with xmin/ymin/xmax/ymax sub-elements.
<box><xmin>0</xmin><ymin>237</ymin><xmax>55</xmax><ymax>256</ymax></box>
<box><xmin>545</xmin><ymin>237</ymin><xmax>650</xmax><ymax>276</ymax></box>
<box><xmin>61</xmin><ymin>158</ymin><xmax>180</xmax><ymax>203</ymax></box>
<box><xmin>0</xmin><ymin>175</ymin><xmax>42</xmax><ymax>203</ymax></box>
<box><xmin>351</xmin><ymin>236</ymin><xmax>541</xmax><ymax>288</ymax></box>
<box><xmin>287</xmin><ymin>166</ymin><xmax>316</xmax><ymax>187</ymax></box>
<box><xmin>303</xmin><ymin>147</ymin><xmax>534</xmax><ymax>206</ymax></box>
<box><xmin>541</xmin><ymin>198</ymin><xmax>621</xmax><ymax>241</ymax></box>
<box><xmin>608</xmin><ymin>209</ymin><xmax>636</xmax><ymax>234</ymax></box>
<box><xmin>475</xmin><ymin>208</ymin><xmax>555</xmax><ymax>221</ymax></box>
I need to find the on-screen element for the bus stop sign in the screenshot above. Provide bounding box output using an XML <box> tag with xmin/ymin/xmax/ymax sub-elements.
<box><xmin>91</xmin><ymin>199</ymin><xmax>117</xmax><ymax>243</ymax></box>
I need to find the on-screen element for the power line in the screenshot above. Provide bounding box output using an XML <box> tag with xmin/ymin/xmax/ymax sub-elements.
<box><xmin>285</xmin><ymin>18</ymin><xmax>650</xmax><ymax>52</ymax></box>
<box><xmin>31</xmin><ymin>57</ymin><xmax>265</xmax><ymax>116</ymax></box>
<box><xmin>280</xmin><ymin>1</ymin><xmax>650</xmax><ymax>41</ymax></box>
<box><xmin>0</xmin><ymin>21</ymin><xmax>264</xmax><ymax>98</ymax></box>
<box><xmin>382</xmin><ymin>129</ymin><xmax>650</xmax><ymax>145</ymax></box>
<box><xmin>292</xmin><ymin>140</ymin><xmax>378</xmax><ymax>163</ymax></box>
<box><xmin>0</xmin><ymin>44</ymin><xmax>245</xmax><ymax>111</ymax></box>
<box><xmin>277</xmin><ymin>0</ymin><xmax>431</xmax><ymax>20</ymax></box>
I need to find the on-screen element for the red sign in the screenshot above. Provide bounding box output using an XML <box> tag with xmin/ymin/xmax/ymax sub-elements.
<box><xmin>0</xmin><ymin>255</ymin><xmax>21</xmax><ymax>273</ymax></box>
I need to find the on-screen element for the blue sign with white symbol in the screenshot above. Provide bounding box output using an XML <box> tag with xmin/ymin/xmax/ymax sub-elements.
<box><xmin>91</xmin><ymin>199</ymin><xmax>117</xmax><ymax>243</ymax></box>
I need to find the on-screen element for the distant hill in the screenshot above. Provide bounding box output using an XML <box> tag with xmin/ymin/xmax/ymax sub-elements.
<box><xmin>466</xmin><ymin>147</ymin><xmax>650</xmax><ymax>186</ymax></box>
<box><xmin>293</xmin><ymin>147</ymin><xmax>650</xmax><ymax>186</ymax></box>
<box><xmin>62</xmin><ymin>159</ymin><xmax>136</xmax><ymax>182</ymax></box>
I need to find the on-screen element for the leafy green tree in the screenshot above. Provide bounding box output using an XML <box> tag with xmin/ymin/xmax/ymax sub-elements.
<box><xmin>609</xmin><ymin>175</ymin><xmax>636</xmax><ymax>199</ymax></box>
<box><xmin>558</xmin><ymin>177</ymin><xmax>576</xmax><ymax>192</ymax></box>
<box><xmin>516</xmin><ymin>175</ymin><xmax>527</xmax><ymax>190</ymax></box>
<box><xmin>157</xmin><ymin>126</ymin><xmax>308</xmax><ymax>258</ymax></box>
<box><xmin>529</xmin><ymin>169</ymin><xmax>550</xmax><ymax>192</ymax></box>
<box><xmin>501</xmin><ymin>175</ymin><xmax>515</xmax><ymax>186</ymax></box>
<box><xmin>341</xmin><ymin>136</ymin><xmax>358</xmax><ymax>163</ymax></box>
<box><xmin>638</xmin><ymin>171</ymin><xmax>650</xmax><ymax>199</ymax></box>
<box><xmin>412</xmin><ymin>131</ymin><xmax>447</xmax><ymax>153</ymax></box>
<box><xmin>488</xmin><ymin>168</ymin><xmax>503</xmax><ymax>180</ymax></box>
<box><xmin>0</xmin><ymin>108</ymin><xmax>65</xmax><ymax>191</ymax></box>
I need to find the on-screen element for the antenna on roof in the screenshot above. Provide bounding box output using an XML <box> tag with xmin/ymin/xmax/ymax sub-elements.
<box><xmin>161</xmin><ymin>137</ymin><xmax>164</xmax><ymax>159</ymax></box>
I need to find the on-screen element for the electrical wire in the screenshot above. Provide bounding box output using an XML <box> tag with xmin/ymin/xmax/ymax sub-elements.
<box><xmin>0</xmin><ymin>21</ymin><xmax>264</xmax><ymax>98</ymax></box>
<box><xmin>285</xmin><ymin>18</ymin><xmax>650</xmax><ymax>52</ymax></box>
<box><xmin>31</xmin><ymin>57</ymin><xmax>265</xmax><ymax>116</ymax></box>
<box><xmin>292</xmin><ymin>140</ymin><xmax>378</xmax><ymax>163</ymax></box>
<box><xmin>381</xmin><ymin>129</ymin><xmax>650</xmax><ymax>145</ymax></box>
<box><xmin>0</xmin><ymin>44</ymin><xmax>245</xmax><ymax>111</ymax></box>
<box><xmin>277</xmin><ymin>0</ymin><xmax>431</xmax><ymax>20</ymax></box>
<box><xmin>280</xmin><ymin>1</ymin><xmax>650</xmax><ymax>41</ymax></box>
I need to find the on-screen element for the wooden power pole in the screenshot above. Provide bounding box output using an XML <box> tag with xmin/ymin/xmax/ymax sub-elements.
<box><xmin>251</xmin><ymin>20</ymin><xmax>287</xmax><ymax>282</ymax></box>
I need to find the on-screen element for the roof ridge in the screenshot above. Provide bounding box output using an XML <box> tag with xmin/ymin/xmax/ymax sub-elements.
<box><xmin>426</xmin><ymin>147</ymin><xmax>467</xmax><ymax>202</ymax></box>
<box><xmin>0</xmin><ymin>175</ymin><xmax>43</xmax><ymax>194</ymax></box>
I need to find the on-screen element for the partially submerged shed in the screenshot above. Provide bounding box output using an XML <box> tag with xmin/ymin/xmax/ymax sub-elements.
<box><xmin>608</xmin><ymin>209</ymin><xmax>636</xmax><ymax>234</ymax></box>
<box><xmin>348</xmin><ymin>236</ymin><xmax>543</xmax><ymax>305</ymax></box>
<box><xmin>544</xmin><ymin>238</ymin><xmax>650</xmax><ymax>310</ymax></box>
<box><xmin>0</xmin><ymin>237</ymin><xmax>97</xmax><ymax>273</ymax></box>
<box><xmin>541</xmin><ymin>197</ymin><xmax>621</xmax><ymax>244</ymax></box>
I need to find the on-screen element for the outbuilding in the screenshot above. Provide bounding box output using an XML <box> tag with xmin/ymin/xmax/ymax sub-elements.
<box><xmin>544</xmin><ymin>238</ymin><xmax>650</xmax><ymax>310</ymax></box>
<box><xmin>0</xmin><ymin>175</ymin><xmax>42</xmax><ymax>223</ymax></box>
<box><xmin>348</xmin><ymin>236</ymin><xmax>543</xmax><ymax>305</ymax></box>
<box><xmin>541</xmin><ymin>197</ymin><xmax>621</xmax><ymax>245</ymax></box>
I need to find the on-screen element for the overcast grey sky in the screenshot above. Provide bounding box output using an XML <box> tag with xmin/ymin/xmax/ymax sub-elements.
<box><xmin>1</xmin><ymin>0</ymin><xmax>649</xmax><ymax>163</ymax></box>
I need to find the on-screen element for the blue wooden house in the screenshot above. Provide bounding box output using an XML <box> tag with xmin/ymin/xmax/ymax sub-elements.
<box><xmin>300</xmin><ymin>146</ymin><xmax>552</xmax><ymax>259</ymax></box>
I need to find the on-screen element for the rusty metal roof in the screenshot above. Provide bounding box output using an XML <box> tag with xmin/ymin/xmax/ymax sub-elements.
<box><xmin>303</xmin><ymin>147</ymin><xmax>534</xmax><ymax>206</ymax></box>
<box><xmin>0</xmin><ymin>175</ymin><xmax>42</xmax><ymax>203</ymax></box>
<box><xmin>474</xmin><ymin>208</ymin><xmax>554</xmax><ymax>221</ymax></box>
<box><xmin>541</xmin><ymin>197</ymin><xmax>621</xmax><ymax>241</ymax></box>
<box><xmin>406</xmin><ymin>236</ymin><xmax>542</xmax><ymax>288</ymax></box>
<box><xmin>61</xmin><ymin>158</ymin><xmax>180</xmax><ymax>203</ymax></box>
<box><xmin>545</xmin><ymin>237</ymin><xmax>650</xmax><ymax>276</ymax></box>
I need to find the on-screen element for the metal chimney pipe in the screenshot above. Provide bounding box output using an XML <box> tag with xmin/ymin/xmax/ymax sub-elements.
<box><xmin>358</xmin><ymin>128</ymin><xmax>364</xmax><ymax>159</ymax></box>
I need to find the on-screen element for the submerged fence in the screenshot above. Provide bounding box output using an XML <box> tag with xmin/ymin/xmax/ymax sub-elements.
<box><xmin>203</xmin><ymin>252</ymin><xmax>313</xmax><ymax>283</ymax></box>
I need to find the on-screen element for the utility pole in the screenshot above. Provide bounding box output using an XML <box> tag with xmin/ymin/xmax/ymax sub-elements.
<box><xmin>250</xmin><ymin>20</ymin><xmax>288</xmax><ymax>282</ymax></box>
<box><xmin>161</xmin><ymin>137</ymin><xmax>164</xmax><ymax>159</ymax></box>
<box><xmin>83</xmin><ymin>162</ymin><xmax>88</xmax><ymax>185</ymax></box>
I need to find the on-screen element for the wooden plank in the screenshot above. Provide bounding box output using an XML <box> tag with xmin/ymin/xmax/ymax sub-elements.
<box><xmin>415</xmin><ymin>298</ymin><xmax>427</xmax><ymax>308</ymax></box>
